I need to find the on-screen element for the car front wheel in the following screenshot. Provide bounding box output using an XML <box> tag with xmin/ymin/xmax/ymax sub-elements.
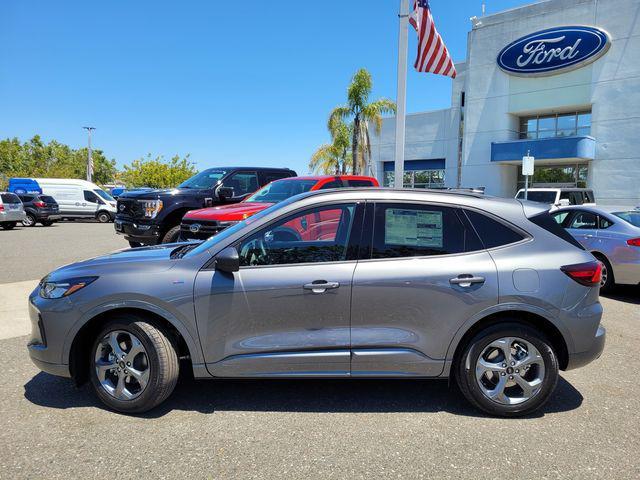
<box><xmin>89</xmin><ymin>315</ymin><xmax>179</xmax><ymax>413</ymax></box>
<box><xmin>456</xmin><ymin>322</ymin><xmax>559</xmax><ymax>417</ymax></box>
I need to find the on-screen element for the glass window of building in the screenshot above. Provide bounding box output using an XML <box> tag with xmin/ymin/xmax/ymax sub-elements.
<box><xmin>519</xmin><ymin>111</ymin><xmax>591</xmax><ymax>139</ymax></box>
<box><xmin>383</xmin><ymin>169</ymin><xmax>446</xmax><ymax>189</ymax></box>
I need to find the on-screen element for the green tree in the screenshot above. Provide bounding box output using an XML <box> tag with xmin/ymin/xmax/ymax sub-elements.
<box><xmin>0</xmin><ymin>135</ymin><xmax>117</xmax><ymax>187</ymax></box>
<box><xmin>329</xmin><ymin>68</ymin><xmax>396</xmax><ymax>175</ymax></box>
<box><xmin>120</xmin><ymin>154</ymin><xmax>197</xmax><ymax>188</ymax></box>
<box><xmin>309</xmin><ymin>118</ymin><xmax>352</xmax><ymax>174</ymax></box>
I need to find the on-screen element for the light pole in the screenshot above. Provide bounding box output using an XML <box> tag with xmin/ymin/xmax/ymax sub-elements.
<box><xmin>83</xmin><ymin>126</ymin><xmax>96</xmax><ymax>182</ymax></box>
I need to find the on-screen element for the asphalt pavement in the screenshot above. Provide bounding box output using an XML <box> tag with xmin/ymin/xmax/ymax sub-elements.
<box><xmin>0</xmin><ymin>222</ymin><xmax>639</xmax><ymax>479</ymax></box>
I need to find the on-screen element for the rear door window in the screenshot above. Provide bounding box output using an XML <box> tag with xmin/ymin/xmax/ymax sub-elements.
<box><xmin>551</xmin><ymin>211</ymin><xmax>571</xmax><ymax>227</ymax></box>
<box><xmin>263</xmin><ymin>171</ymin><xmax>292</xmax><ymax>184</ymax></box>
<box><xmin>319</xmin><ymin>180</ymin><xmax>344</xmax><ymax>190</ymax></box>
<box><xmin>464</xmin><ymin>210</ymin><xmax>525</xmax><ymax>248</ymax></box>
<box><xmin>226</xmin><ymin>171</ymin><xmax>260</xmax><ymax>197</ymax></box>
<box><xmin>568</xmin><ymin>211</ymin><xmax>597</xmax><ymax>229</ymax></box>
<box><xmin>371</xmin><ymin>203</ymin><xmax>475</xmax><ymax>259</ymax></box>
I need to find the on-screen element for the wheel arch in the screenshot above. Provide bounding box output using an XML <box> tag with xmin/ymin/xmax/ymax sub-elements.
<box><xmin>446</xmin><ymin>307</ymin><xmax>570</xmax><ymax>378</ymax></box>
<box><xmin>589</xmin><ymin>250</ymin><xmax>615</xmax><ymax>277</ymax></box>
<box><xmin>67</xmin><ymin>304</ymin><xmax>203</xmax><ymax>384</ymax></box>
<box><xmin>161</xmin><ymin>207</ymin><xmax>192</xmax><ymax>234</ymax></box>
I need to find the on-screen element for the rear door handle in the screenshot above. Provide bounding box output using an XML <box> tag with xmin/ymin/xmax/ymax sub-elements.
<box><xmin>303</xmin><ymin>280</ymin><xmax>340</xmax><ymax>293</ymax></box>
<box><xmin>450</xmin><ymin>275</ymin><xmax>485</xmax><ymax>287</ymax></box>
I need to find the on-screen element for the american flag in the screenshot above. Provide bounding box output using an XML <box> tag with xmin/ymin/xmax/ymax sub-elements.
<box><xmin>409</xmin><ymin>0</ymin><xmax>456</xmax><ymax>78</ymax></box>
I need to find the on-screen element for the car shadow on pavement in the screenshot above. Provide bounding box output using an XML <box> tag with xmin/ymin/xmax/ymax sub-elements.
<box><xmin>602</xmin><ymin>285</ymin><xmax>640</xmax><ymax>305</ymax></box>
<box><xmin>23</xmin><ymin>371</ymin><xmax>583</xmax><ymax>419</ymax></box>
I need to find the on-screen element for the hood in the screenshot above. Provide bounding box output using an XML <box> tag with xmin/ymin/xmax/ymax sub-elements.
<box><xmin>119</xmin><ymin>188</ymin><xmax>206</xmax><ymax>200</ymax></box>
<box><xmin>184</xmin><ymin>202</ymin><xmax>273</xmax><ymax>221</ymax></box>
<box><xmin>45</xmin><ymin>244</ymin><xmax>180</xmax><ymax>281</ymax></box>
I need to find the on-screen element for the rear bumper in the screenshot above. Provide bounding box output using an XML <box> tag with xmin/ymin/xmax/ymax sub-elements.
<box><xmin>566</xmin><ymin>325</ymin><xmax>606</xmax><ymax>370</ymax></box>
<box><xmin>0</xmin><ymin>210</ymin><xmax>26</xmax><ymax>222</ymax></box>
<box><xmin>114</xmin><ymin>217</ymin><xmax>161</xmax><ymax>245</ymax></box>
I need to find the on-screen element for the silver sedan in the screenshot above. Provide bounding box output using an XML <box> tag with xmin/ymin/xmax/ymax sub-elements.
<box><xmin>551</xmin><ymin>206</ymin><xmax>640</xmax><ymax>291</ymax></box>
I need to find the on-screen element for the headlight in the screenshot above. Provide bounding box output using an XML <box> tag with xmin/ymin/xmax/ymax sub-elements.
<box><xmin>140</xmin><ymin>200</ymin><xmax>163</xmax><ymax>218</ymax></box>
<box><xmin>39</xmin><ymin>276</ymin><xmax>98</xmax><ymax>299</ymax></box>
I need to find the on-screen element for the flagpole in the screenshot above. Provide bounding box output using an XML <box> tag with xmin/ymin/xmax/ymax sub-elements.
<box><xmin>394</xmin><ymin>0</ymin><xmax>409</xmax><ymax>188</ymax></box>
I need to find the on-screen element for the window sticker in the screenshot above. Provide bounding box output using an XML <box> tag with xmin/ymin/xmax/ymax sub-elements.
<box><xmin>384</xmin><ymin>208</ymin><xmax>443</xmax><ymax>248</ymax></box>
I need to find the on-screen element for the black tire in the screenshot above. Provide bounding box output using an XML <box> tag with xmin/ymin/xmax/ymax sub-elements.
<box><xmin>455</xmin><ymin>322</ymin><xmax>559</xmax><ymax>417</ymax></box>
<box><xmin>128</xmin><ymin>241</ymin><xmax>143</xmax><ymax>248</ymax></box>
<box><xmin>162</xmin><ymin>225</ymin><xmax>181</xmax><ymax>244</ymax></box>
<box><xmin>1</xmin><ymin>222</ymin><xmax>16</xmax><ymax>230</ymax></box>
<box><xmin>22</xmin><ymin>213</ymin><xmax>36</xmax><ymax>227</ymax></box>
<box><xmin>97</xmin><ymin>211</ymin><xmax>111</xmax><ymax>223</ymax></box>
<box><xmin>41</xmin><ymin>220</ymin><xmax>54</xmax><ymax>227</ymax></box>
<box><xmin>593</xmin><ymin>254</ymin><xmax>615</xmax><ymax>293</ymax></box>
<box><xmin>89</xmin><ymin>314</ymin><xmax>179</xmax><ymax>414</ymax></box>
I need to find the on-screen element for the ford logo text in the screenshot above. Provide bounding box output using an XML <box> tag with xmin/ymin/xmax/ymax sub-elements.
<box><xmin>497</xmin><ymin>26</ymin><xmax>610</xmax><ymax>76</ymax></box>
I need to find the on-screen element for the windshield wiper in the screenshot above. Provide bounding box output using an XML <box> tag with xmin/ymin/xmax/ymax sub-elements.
<box><xmin>170</xmin><ymin>243</ymin><xmax>199</xmax><ymax>259</ymax></box>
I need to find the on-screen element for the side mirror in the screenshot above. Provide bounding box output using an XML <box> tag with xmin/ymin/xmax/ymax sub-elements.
<box><xmin>217</xmin><ymin>186</ymin><xmax>235</xmax><ymax>201</ymax></box>
<box><xmin>215</xmin><ymin>246</ymin><xmax>239</xmax><ymax>273</ymax></box>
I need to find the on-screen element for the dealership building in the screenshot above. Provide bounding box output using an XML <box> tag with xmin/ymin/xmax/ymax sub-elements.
<box><xmin>371</xmin><ymin>0</ymin><xmax>639</xmax><ymax>205</ymax></box>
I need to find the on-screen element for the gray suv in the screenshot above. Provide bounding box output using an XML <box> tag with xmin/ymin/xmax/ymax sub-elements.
<box><xmin>27</xmin><ymin>189</ymin><xmax>605</xmax><ymax>416</ymax></box>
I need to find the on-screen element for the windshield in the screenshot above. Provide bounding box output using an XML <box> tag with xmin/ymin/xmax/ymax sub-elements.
<box><xmin>179</xmin><ymin>170</ymin><xmax>226</xmax><ymax>189</ymax></box>
<box><xmin>94</xmin><ymin>189</ymin><xmax>115</xmax><ymax>202</ymax></box>
<box><xmin>246</xmin><ymin>179</ymin><xmax>317</xmax><ymax>203</ymax></box>
<box><xmin>516</xmin><ymin>191</ymin><xmax>557</xmax><ymax>204</ymax></box>
<box><xmin>613</xmin><ymin>211</ymin><xmax>640</xmax><ymax>227</ymax></box>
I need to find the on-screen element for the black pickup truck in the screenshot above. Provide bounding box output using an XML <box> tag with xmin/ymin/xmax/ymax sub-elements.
<box><xmin>115</xmin><ymin>166</ymin><xmax>297</xmax><ymax>246</ymax></box>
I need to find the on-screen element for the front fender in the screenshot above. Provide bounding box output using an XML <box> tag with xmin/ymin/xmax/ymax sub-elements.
<box><xmin>62</xmin><ymin>298</ymin><xmax>205</xmax><ymax>366</ymax></box>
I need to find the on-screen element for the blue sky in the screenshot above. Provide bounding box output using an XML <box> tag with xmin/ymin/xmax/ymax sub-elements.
<box><xmin>0</xmin><ymin>0</ymin><xmax>533</xmax><ymax>175</ymax></box>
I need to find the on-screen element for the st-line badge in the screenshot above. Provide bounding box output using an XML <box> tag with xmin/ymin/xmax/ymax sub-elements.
<box><xmin>497</xmin><ymin>26</ymin><xmax>611</xmax><ymax>76</ymax></box>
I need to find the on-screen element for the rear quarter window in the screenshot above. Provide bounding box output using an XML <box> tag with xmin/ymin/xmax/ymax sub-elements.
<box><xmin>347</xmin><ymin>179</ymin><xmax>376</xmax><ymax>187</ymax></box>
<box><xmin>464</xmin><ymin>210</ymin><xmax>525</xmax><ymax>248</ymax></box>
<box><xmin>528</xmin><ymin>212</ymin><xmax>585</xmax><ymax>250</ymax></box>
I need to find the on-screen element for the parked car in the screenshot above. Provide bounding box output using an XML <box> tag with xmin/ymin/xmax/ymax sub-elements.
<box><xmin>551</xmin><ymin>205</ymin><xmax>640</xmax><ymax>291</ymax></box>
<box><xmin>115</xmin><ymin>167</ymin><xmax>297</xmax><ymax>247</ymax></box>
<box><xmin>180</xmin><ymin>175</ymin><xmax>379</xmax><ymax>241</ymax></box>
<box><xmin>29</xmin><ymin>188</ymin><xmax>605</xmax><ymax>416</ymax></box>
<box><xmin>17</xmin><ymin>194</ymin><xmax>61</xmax><ymax>227</ymax></box>
<box><xmin>515</xmin><ymin>188</ymin><xmax>595</xmax><ymax>206</ymax></box>
<box><xmin>8</xmin><ymin>178</ymin><xmax>117</xmax><ymax>222</ymax></box>
<box><xmin>0</xmin><ymin>192</ymin><xmax>26</xmax><ymax>229</ymax></box>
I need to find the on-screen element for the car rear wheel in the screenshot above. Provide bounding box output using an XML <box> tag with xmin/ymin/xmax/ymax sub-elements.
<box><xmin>162</xmin><ymin>225</ymin><xmax>181</xmax><ymax>244</ymax></box>
<box><xmin>593</xmin><ymin>254</ymin><xmax>614</xmax><ymax>293</ymax></box>
<box><xmin>89</xmin><ymin>315</ymin><xmax>179</xmax><ymax>413</ymax></box>
<box><xmin>97</xmin><ymin>211</ymin><xmax>111</xmax><ymax>223</ymax></box>
<box><xmin>22</xmin><ymin>213</ymin><xmax>36</xmax><ymax>227</ymax></box>
<box><xmin>456</xmin><ymin>322</ymin><xmax>559</xmax><ymax>417</ymax></box>
<box><xmin>1</xmin><ymin>222</ymin><xmax>16</xmax><ymax>230</ymax></box>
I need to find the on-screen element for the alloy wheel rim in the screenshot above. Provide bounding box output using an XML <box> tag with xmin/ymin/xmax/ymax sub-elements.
<box><xmin>94</xmin><ymin>330</ymin><xmax>150</xmax><ymax>400</ymax></box>
<box><xmin>22</xmin><ymin>215</ymin><xmax>34</xmax><ymax>226</ymax></box>
<box><xmin>475</xmin><ymin>337</ymin><xmax>545</xmax><ymax>405</ymax></box>
<box><xmin>600</xmin><ymin>263</ymin><xmax>608</xmax><ymax>287</ymax></box>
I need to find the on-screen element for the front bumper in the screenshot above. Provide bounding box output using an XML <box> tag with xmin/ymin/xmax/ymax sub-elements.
<box><xmin>114</xmin><ymin>217</ymin><xmax>161</xmax><ymax>245</ymax></box>
<box><xmin>26</xmin><ymin>289</ymin><xmax>73</xmax><ymax>378</ymax></box>
<box><xmin>566</xmin><ymin>325</ymin><xmax>606</xmax><ymax>370</ymax></box>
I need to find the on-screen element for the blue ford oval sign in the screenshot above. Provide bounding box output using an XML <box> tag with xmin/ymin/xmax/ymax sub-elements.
<box><xmin>497</xmin><ymin>26</ymin><xmax>611</xmax><ymax>76</ymax></box>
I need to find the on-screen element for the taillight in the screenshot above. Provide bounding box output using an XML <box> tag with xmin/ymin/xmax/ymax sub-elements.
<box><xmin>561</xmin><ymin>261</ymin><xmax>602</xmax><ymax>287</ymax></box>
<box><xmin>0</xmin><ymin>204</ymin><xmax>4</xmax><ymax>212</ymax></box>
<box><xmin>34</xmin><ymin>201</ymin><xmax>46</xmax><ymax>208</ymax></box>
<box><xmin>627</xmin><ymin>238</ymin><xmax>640</xmax><ymax>247</ymax></box>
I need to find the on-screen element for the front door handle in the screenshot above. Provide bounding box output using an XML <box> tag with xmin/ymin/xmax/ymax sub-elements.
<box><xmin>583</xmin><ymin>234</ymin><xmax>594</xmax><ymax>238</ymax></box>
<box><xmin>450</xmin><ymin>275</ymin><xmax>485</xmax><ymax>287</ymax></box>
<box><xmin>303</xmin><ymin>280</ymin><xmax>340</xmax><ymax>293</ymax></box>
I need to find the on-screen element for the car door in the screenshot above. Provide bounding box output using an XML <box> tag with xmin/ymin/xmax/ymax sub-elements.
<box><xmin>565</xmin><ymin>210</ymin><xmax>598</xmax><ymax>250</ymax></box>
<box><xmin>193</xmin><ymin>202</ymin><xmax>363</xmax><ymax>377</ymax></box>
<box><xmin>350</xmin><ymin>202</ymin><xmax>499</xmax><ymax>377</ymax></box>
<box><xmin>82</xmin><ymin>190</ymin><xmax>101</xmax><ymax>216</ymax></box>
<box><xmin>221</xmin><ymin>171</ymin><xmax>260</xmax><ymax>200</ymax></box>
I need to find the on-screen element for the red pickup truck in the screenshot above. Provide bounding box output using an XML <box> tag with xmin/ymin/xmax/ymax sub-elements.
<box><xmin>179</xmin><ymin>175</ymin><xmax>379</xmax><ymax>241</ymax></box>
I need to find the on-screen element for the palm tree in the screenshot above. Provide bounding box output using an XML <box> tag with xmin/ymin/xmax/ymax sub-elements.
<box><xmin>309</xmin><ymin>119</ymin><xmax>352</xmax><ymax>175</ymax></box>
<box><xmin>329</xmin><ymin>68</ymin><xmax>396</xmax><ymax>175</ymax></box>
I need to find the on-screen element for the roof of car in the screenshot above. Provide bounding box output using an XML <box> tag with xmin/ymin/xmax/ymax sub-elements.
<box><xmin>274</xmin><ymin>175</ymin><xmax>376</xmax><ymax>181</ymax></box>
<box><xmin>297</xmin><ymin>187</ymin><xmax>490</xmax><ymax>200</ymax></box>
<box><xmin>556</xmin><ymin>205</ymin><xmax>639</xmax><ymax>215</ymax></box>
<box><xmin>202</xmin><ymin>166</ymin><xmax>295</xmax><ymax>172</ymax></box>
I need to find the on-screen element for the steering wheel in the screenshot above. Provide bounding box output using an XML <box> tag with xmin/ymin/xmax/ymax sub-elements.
<box><xmin>242</xmin><ymin>237</ymin><xmax>268</xmax><ymax>266</ymax></box>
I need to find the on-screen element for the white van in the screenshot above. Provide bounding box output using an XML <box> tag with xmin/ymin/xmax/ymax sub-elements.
<box><xmin>515</xmin><ymin>188</ymin><xmax>596</xmax><ymax>207</ymax></box>
<box><xmin>32</xmin><ymin>178</ymin><xmax>116</xmax><ymax>222</ymax></box>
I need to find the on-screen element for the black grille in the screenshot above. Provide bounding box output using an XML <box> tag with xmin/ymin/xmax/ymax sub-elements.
<box><xmin>116</xmin><ymin>198</ymin><xmax>143</xmax><ymax>219</ymax></box>
<box><xmin>180</xmin><ymin>218</ymin><xmax>232</xmax><ymax>240</ymax></box>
